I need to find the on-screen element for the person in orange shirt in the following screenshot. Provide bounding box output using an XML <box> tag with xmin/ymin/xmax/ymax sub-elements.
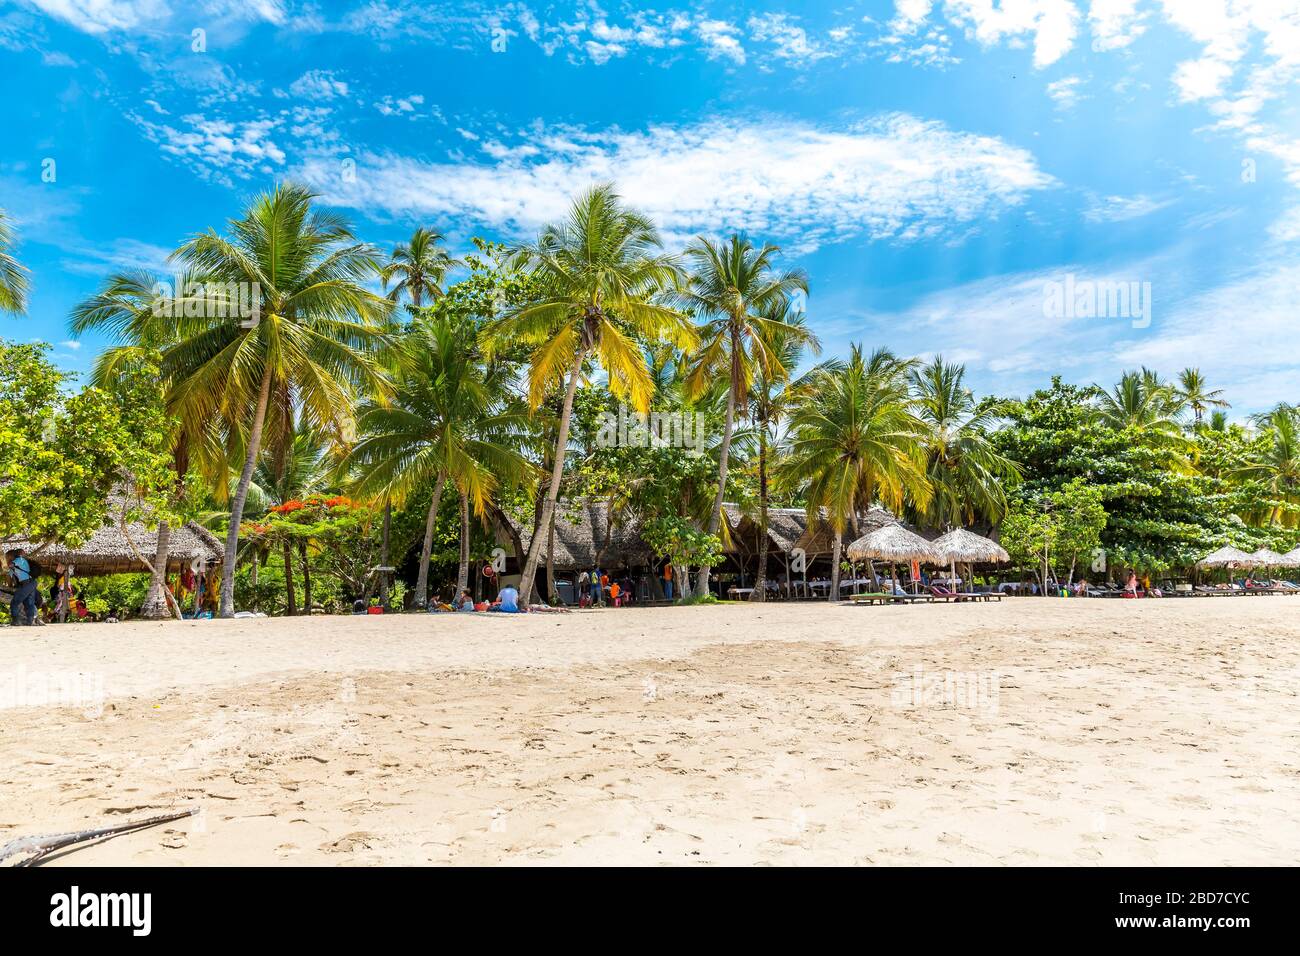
<box><xmin>662</xmin><ymin>563</ymin><xmax>673</xmax><ymax>600</ymax></box>
<box><xmin>609</xmin><ymin>581</ymin><xmax>621</xmax><ymax>607</ymax></box>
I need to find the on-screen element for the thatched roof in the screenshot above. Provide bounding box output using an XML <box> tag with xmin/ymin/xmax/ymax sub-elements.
<box><xmin>515</xmin><ymin>500</ymin><xmax>656</xmax><ymax>570</ymax></box>
<box><xmin>1196</xmin><ymin>546</ymin><xmax>1258</xmax><ymax>568</ymax></box>
<box><xmin>1250</xmin><ymin>548</ymin><xmax>1290</xmax><ymax>567</ymax></box>
<box><xmin>8</xmin><ymin>517</ymin><xmax>223</xmax><ymax>576</ymax></box>
<box><xmin>1282</xmin><ymin>547</ymin><xmax>1300</xmax><ymax>566</ymax></box>
<box><xmin>794</xmin><ymin>506</ymin><xmax>899</xmax><ymax>556</ymax></box>
<box><xmin>931</xmin><ymin>528</ymin><xmax>1010</xmax><ymax>564</ymax></box>
<box><xmin>721</xmin><ymin>504</ymin><xmax>809</xmax><ymax>553</ymax></box>
<box><xmin>846</xmin><ymin>524</ymin><xmax>941</xmax><ymax>563</ymax></box>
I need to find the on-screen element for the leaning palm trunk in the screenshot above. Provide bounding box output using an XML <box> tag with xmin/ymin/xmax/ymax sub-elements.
<box><xmin>140</xmin><ymin>520</ymin><xmax>172</xmax><ymax>619</ymax></box>
<box><xmin>751</xmin><ymin>429</ymin><xmax>769</xmax><ymax>602</ymax></box>
<box><xmin>456</xmin><ymin>491</ymin><xmax>470</xmax><ymax>595</ymax></box>
<box><xmin>221</xmin><ymin>364</ymin><xmax>274</xmax><ymax>618</ymax></box>
<box><xmin>829</xmin><ymin>531</ymin><xmax>843</xmax><ymax>602</ymax></box>
<box><xmin>698</xmin><ymin>378</ymin><xmax>737</xmax><ymax>598</ymax></box>
<box><xmin>413</xmin><ymin>475</ymin><xmax>446</xmax><ymax>608</ymax></box>
<box><xmin>518</xmin><ymin>351</ymin><xmax>584</xmax><ymax>605</ymax></box>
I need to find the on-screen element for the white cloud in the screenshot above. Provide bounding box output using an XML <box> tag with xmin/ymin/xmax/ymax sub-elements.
<box><xmin>373</xmin><ymin>93</ymin><xmax>425</xmax><ymax>117</ymax></box>
<box><xmin>747</xmin><ymin>13</ymin><xmax>826</xmax><ymax>66</ymax></box>
<box><xmin>1046</xmin><ymin>74</ymin><xmax>1086</xmax><ymax>110</ymax></box>
<box><xmin>696</xmin><ymin>19</ymin><xmax>745</xmax><ymax>65</ymax></box>
<box><xmin>1084</xmin><ymin>193</ymin><xmax>1175</xmax><ymax>223</ymax></box>
<box><xmin>288</xmin><ymin>69</ymin><xmax>348</xmax><ymax>99</ymax></box>
<box><xmin>941</xmin><ymin>0</ymin><xmax>1081</xmax><ymax>68</ymax></box>
<box><xmin>1087</xmin><ymin>0</ymin><xmax>1146</xmax><ymax>51</ymax></box>
<box><xmin>26</xmin><ymin>0</ymin><xmax>169</xmax><ymax>34</ymax></box>
<box><xmin>296</xmin><ymin>114</ymin><xmax>1054</xmax><ymax>252</ymax></box>
<box><xmin>59</xmin><ymin>339</ymin><xmax>81</xmax><ymax>350</ymax></box>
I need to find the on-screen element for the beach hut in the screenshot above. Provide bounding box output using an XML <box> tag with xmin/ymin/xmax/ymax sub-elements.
<box><xmin>931</xmin><ymin>528</ymin><xmax>1010</xmax><ymax>590</ymax></box>
<box><xmin>1249</xmin><ymin>548</ymin><xmax>1289</xmax><ymax>568</ymax></box>
<box><xmin>846</xmin><ymin>524</ymin><xmax>940</xmax><ymax>593</ymax></box>
<box><xmin>1281</xmin><ymin>546</ymin><xmax>1300</xmax><ymax>567</ymax></box>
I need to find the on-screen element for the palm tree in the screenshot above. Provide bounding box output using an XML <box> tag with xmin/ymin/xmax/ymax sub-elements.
<box><xmin>777</xmin><ymin>346</ymin><xmax>931</xmax><ymax>600</ymax></box>
<box><xmin>70</xmin><ymin>269</ymin><xmax>232</xmax><ymax>618</ymax></box>
<box><xmin>677</xmin><ymin>234</ymin><xmax>810</xmax><ymax>597</ymax></box>
<box><xmin>346</xmin><ymin>315</ymin><xmax>534</xmax><ymax>608</ymax></box>
<box><xmin>1093</xmin><ymin>369</ymin><xmax>1191</xmax><ymax>461</ymax></box>
<box><xmin>380</xmin><ymin>226</ymin><xmax>458</xmax><ymax>310</ymax></box>
<box><xmin>0</xmin><ymin>209</ymin><xmax>29</xmax><ymax>315</ymax></box>
<box><xmin>250</xmin><ymin>426</ymin><xmax>329</xmax><ymax>614</ymax></box>
<box><xmin>482</xmin><ymin>183</ymin><xmax>694</xmax><ymax>604</ymax></box>
<box><xmin>737</xmin><ymin>304</ymin><xmax>820</xmax><ymax>601</ymax></box>
<box><xmin>1239</xmin><ymin>406</ymin><xmax>1300</xmax><ymax>527</ymax></box>
<box><xmin>1175</xmin><ymin>367</ymin><xmax>1229</xmax><ymax>427</ymax></box>
<box><xmin>166</xmin><ymin>184</ymin><xmax>392</xmax><ymax>617</ymax></box>
<box><xmin>911</xmin><ymin>356</ymin><xmax>1020</xmax><ymax>528</ymax></box>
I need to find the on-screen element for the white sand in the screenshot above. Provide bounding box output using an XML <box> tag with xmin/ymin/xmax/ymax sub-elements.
<box><xmin>2</xmin><ymin>597</ymin><xmax>1298</xmax><ymax>865</ymax></box>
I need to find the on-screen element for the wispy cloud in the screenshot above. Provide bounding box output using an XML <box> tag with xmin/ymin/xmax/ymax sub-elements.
<box><xmin>295</xmin><ymin>114</ymin><xmax>1055</xmax><ymax>252</ymax></box>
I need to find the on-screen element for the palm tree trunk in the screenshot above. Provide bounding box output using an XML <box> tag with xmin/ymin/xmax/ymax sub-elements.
<box><xmin>299</xmin><ymin>540</ymin><xmax>312</xmax><ymax>614</ymax></box>
<box><xmin>457</xmin><ymin>491</ymin><xmax>470</xmax><ymax>595</ymax></box>
<box><xmin>751</xmin><ymin>427</ymin><xmax>769</xmax><ymax>602</ymax></box>
<box><xmin>378</xmin><ymin>502</ymin><xmax>392</xmax><ymax>609</ymax></box>
<box><xmin>413</xmin><ymin>474</ymin><xmax>446</xmax><ymax>608</ymax></box>
<box><xmin>829</xmin><ymin>530</ymin><xmax>842</xmax><ymax>602</ymax></box>
<box><xmin>518</xmin><ymin>350</ymin><xmax>585</xmax><ymax>604</ymax></box>
<box><xmin>698</xmin><ymin>379</ymin><xmax>737</xmax><ymax>598</ymax></box>
<box><xmin>141</xmin><ymin>520</ymin><xmax>172</xmax><ymax>619</ymax></box>
<box><xmin>220</xmin><ymin>363</ymin><xmax>274</xmax><ymax>618</ymax></box>
<box><xmin>283</xmin><ymin>541</ymin><xmax>297</xmax><ymax>615</ymax></box>
<box><xmin>545</xmin><ymin>507</ymin><xmax>557</xmax><ymax>604</ymax></box>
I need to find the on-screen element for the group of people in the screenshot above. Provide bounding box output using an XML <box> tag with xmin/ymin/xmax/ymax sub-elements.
<box><xmin>577</xmin><ymin>568</ymin><xmax>641</xmax><ymax>608</ymax></box>
<box><xmin>5</xmin><ymin>549</ymin><xmax>98</xmax><ymax>626</ymax></box>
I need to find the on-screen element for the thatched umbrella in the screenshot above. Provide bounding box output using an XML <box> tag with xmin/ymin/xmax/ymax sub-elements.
<box><xmin>1195</xmin><ymin>546</ymin><xmax>1258</xmax><ymax>569</ymax></box>
<box><xmin>1250</xmin><ymin>548</ymin><xmax>1290</xmax><ymax>568</ymax></box>
<box><xmin>932</xmin><ymin>528</ymin><xmax>1010</xmax><ymax>590</ymax></box>
<box><xmin>847</xmin><ymin>525</ymin><xmax>939</xmax><ymax>593</ymax></box>
<box><xmin>1281</xmin><ymin>546</ymin><xmax>1300</xmax><ymax>567</ymax></box>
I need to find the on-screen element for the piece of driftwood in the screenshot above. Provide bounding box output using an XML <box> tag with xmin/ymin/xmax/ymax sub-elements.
<box><xmin>0</xmin><ymin>807</ymin><xmax>198</xmax><ymax>866</ymax></box>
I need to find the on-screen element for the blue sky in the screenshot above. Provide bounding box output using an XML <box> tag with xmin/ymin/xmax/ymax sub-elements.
<box><xmin>2</xmin><ymin>0</ymin><xmax>1298</xmax><ymax>413</ymax></box>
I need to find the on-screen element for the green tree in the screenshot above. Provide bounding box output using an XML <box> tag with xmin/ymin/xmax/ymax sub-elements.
<box><xmin>677</xmin><ymin>234</ymin><xmax>810</xmax><ymax>597</ymax></box>
<box><xmin>346</xmin><ymin>315</ymin><xmax>534</xmax><ymax>608</ymax></box>
<box><xmin>249</xmin><ymin>425</ymin><xmax>330</xmax><ymax>613</ymax></box>
<box><xmin>1175</xmin><ymin>367</ymin><xmax>1229</xmax><ymax>427</ymax></box>
<box><xmin>911</xmin><ymin>356</ymin><xmax>1020</xmax><ymax>528</ymax></box>
<box><xmin>1001</xmin><ymin>480</ymin><xmax>1107</xmax><ymax>590</ymax></box>
<box><xmin>380</xmin><ymin>226</ymin><xmax>458</xmax><ymax>310</ymax></box>
<box><xmin>482</xmin><ymin>183</ymin><xmax>693</xmax><ymax>604</ymax></box>
<box><xmin>777</xmin><ymin>346</ymin><xmax>931</xmax><ymax>600</ymax></box>
<box><xmin>165</xmin><ymin>184</ymin><xmax>392</xmax><ymax>617</ymax></box>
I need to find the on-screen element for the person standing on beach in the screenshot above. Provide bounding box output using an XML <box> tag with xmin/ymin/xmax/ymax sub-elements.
<box><xmin>6</xmin><ymin>548</ymin><xmax>38</xmax><ymax>626</ymax></box>
<box><xmin>662</xmin><ymin>562</ymin><xmax>673</xmax><ymax>600</ymax></box>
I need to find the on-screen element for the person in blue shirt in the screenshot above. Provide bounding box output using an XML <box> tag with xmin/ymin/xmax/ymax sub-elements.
<box><xmin>6</xmin><ymin>549</ymin><xmax>38</xmax><ymax>626</ymax></box>
<box><xmin>497</xmin><ymin>585</ymin><xmax>520</xmax><ymax>613</ymax></box>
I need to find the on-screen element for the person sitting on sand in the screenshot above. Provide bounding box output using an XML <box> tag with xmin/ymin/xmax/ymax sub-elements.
<box><xmin>453</xmin><ymin>589</ymin><xmax>474</xmax><ymax>612</ymax></box>
<box><xmin>494</xmin><ymin>585</ymin><xmax>521</xmax><ymax>613</ymax></box>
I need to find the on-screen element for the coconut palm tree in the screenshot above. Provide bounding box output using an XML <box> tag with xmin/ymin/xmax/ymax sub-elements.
<box><xmin>1239</xmin><ymin>406</ymin><xmax>1300</xmax><ymax>527</ymax></box>
<box><xmin>911</xmin><ymin>356</ymin><xmax>1021</xmax><ymax>528</ymax></box>
<box><xmin>166</xmin><ymin>183</ymin><xmax>393</xmax><ymax>617</ymax></box>
<box><xmin>250</xmin><ymin>426</ymin><xmax>329</xmax><ymax>614</ymax></box>
<box><xmin>777</xmin><ymin>346</ymin><xmax>931</xmax><ymax>600</ymax></box>
<box><xmin>677</xmin><ymin>234</ymin><xmax>810</xmax><ymax>597</ymax></box>
<box><xmin>736</xmin><ymin>304</ymin><xmax>821</xmax><ymax>601</ymax></box>
<box><xmin>481</xmin><ymin>183</ymin><xmax>694</xmax><ymax>604</ymax></box>
<box><xmin>380</xmin><ymin>227</ymin><xmax>458</xmax><ymax>310</ymax></box>
<box><xmin>346</xmin><ymin>315</ymin><xmax>535</xmax><ymax>608</ymax></box>
<box><xmin>0</xmin><ymin>210</ymin><xmax>29</xmax><ymax>315</ymax></box>
<box><xmin>70</xmin><ymin>269</ymin><xmax>232</xmax><ymax>618</ymax></box>
<box><xmin>1175</xmin><ymin>367</ymin><xmax>1229</xmax><ymax>427</ymax></box>
<box><xmin>1093</xmin><ymin>369</ymin><xmax>1191</xmax><ymax>461</ymax></box>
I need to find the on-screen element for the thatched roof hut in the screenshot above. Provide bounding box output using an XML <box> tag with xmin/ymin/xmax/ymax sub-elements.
<box><xmin>7</xmin><ymin>517</ymin><xmax>223</xmax><ymax>576</ymax></box>
<box><xmin>514</xmin><ymin>500</ymin><xmax>655</xmax><ymax>570</ymax></box>
<box><xmin>1196</xmin><ymin>546</ymin><xmax>1258</xmax><ymax>569</ymax></box>
<box><xmin>1282</xmin><ymin>546</ymin><xmax>1300</xmax><ymax>567</ymax></box>
<box><xmin>846</xmin><ymin>524</ymin><xmax>941</xmax><ymax>564</ymax></box>
<box><xmin>794</xmin><ymin>506</ymin><xmax>898</xmax><ymax>557</ymax></box>
<box><xmin>721</xmin><ymin>504</ymin><xmax>809</xmax><ymax>554</ymax></box>
<box><xmin>931</xmin><ymin>528</ymin><xmax>1010</xmax><ymax>564</ymax></box>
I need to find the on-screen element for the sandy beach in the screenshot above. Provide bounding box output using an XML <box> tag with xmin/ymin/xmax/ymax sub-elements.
<box><xmin>2</xmin><ymin>598</ymin><xmax>1298</xmax><ymax>866</ymax></box>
